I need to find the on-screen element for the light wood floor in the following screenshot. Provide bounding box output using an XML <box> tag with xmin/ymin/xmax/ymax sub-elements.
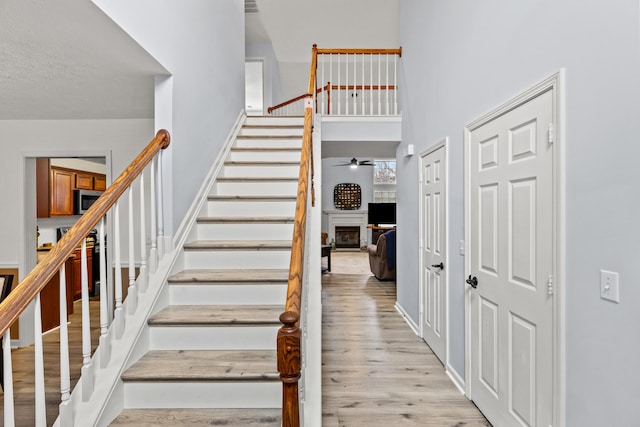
<box><xmin>1</xmin><ymin>299</ymin><xmax>101</xmax><ymax>426</ymax></box>
<box><xmin>323</xmin><ymin>251</ymin><xmax>490</xmax><ymax>426</ymax></box>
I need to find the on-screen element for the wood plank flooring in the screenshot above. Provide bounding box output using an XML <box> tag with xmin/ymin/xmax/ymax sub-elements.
<box><xmin>323</xmin><ymin>251</ymin><xmax>490</xmax><ymax>426</ymax></box>
<box><xmin>1</xmin><ymin>299</ymin><xmax>101</xmax><ymax>426</ymax></box>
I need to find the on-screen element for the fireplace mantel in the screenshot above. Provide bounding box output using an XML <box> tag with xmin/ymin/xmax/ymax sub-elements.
<box><xmin>324</xmin><ymin>210</ymin><xmax>368</xmax><ymax>246</ymax></box>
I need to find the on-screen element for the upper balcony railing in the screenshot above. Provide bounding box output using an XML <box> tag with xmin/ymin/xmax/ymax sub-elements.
<box><xmin>268</xmin><ymin>46</ymin><xmax>402</xmax><ymax>117</ymax></box>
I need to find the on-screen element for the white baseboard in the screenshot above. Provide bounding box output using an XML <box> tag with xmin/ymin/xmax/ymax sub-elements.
<box><xmin>394</xmin><ymin>301</ymin><xmax>420</xmax><ymax>336</ymax></box>
<box><xmin>445</xmin><ymin>364</ymin><xmax>466</xmax><ymax>396</ymax></box>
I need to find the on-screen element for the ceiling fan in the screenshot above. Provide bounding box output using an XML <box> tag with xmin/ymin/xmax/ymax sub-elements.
<box><xmin>335</xmin><ymin>158</ymin><xmax>374</xmax><ymax>169</ymax></box>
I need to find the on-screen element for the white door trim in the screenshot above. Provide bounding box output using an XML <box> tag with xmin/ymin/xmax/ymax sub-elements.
<box><xmin>418</xmin><ymin>138</ymin><xmax>449</xmax><ymax>367</ymax></box>
<box><xmin>463</xmin><ymin>70</ymin><xmax>565</xmax><ymax>426</ymax></box>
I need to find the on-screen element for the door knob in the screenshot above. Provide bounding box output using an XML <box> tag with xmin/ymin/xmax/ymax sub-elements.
<box><xmin>466</xmin><ymin>275</ymin><xmax>478</xmax><ymax>289</ymax></box>
<box><xmin>431</xmin><ymin>262</ymin><xmax>444</xmax><ymax>270</ymax></box>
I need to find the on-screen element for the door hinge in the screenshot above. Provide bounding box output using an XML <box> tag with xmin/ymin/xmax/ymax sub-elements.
<box><xmin>548</xmin><ymin>123</ymin><xmax>554</xmax><ymax>144</ymax></box>
<box><xmin>547</xmin><ymin>274</ymin><xmax>554</xmax><ymax>296</ymax></box>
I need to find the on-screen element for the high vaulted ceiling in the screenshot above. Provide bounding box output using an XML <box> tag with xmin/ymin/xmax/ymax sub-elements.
<box><xmin>0</xmin><ymin>0</ymin><xmax>166</xmax><ymax>120</ymax></box>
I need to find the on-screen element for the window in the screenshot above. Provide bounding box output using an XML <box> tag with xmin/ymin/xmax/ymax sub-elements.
<box><xmin>373</xmin><ymin>160</ymin><xmax>396</xmax><ymax>202</ymax></box>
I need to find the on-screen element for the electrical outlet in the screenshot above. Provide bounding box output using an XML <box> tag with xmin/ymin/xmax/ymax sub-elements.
<box><xmin>600</xmin><ymin>270</ymin><xmax>620</xmax><ymax>303</ymax></box>
<box><xmin>459</xmin><ymin>240</ymin><xmax>465</xmax><ymax>255</ymax></box>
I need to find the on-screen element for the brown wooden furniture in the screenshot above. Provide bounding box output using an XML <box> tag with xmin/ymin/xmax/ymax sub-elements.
<box><xmin>0</xmin><ymin>274</ymin><xmax>14</xmax><ymax>390</ymax></box>
<box><xmin>321</xmin><ymin>245</ymin><xmax>332</xmax><ymax>272</ymax></box>
<box><xmin>36</xmin><ymin>160</ymin><xmax>107</xmax><ymax>218</ymax></box>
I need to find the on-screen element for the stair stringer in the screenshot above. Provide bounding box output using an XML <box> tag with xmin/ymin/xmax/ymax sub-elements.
<box><xmin>59</xmin><ymin>111</ymin><xmax>247</xmax><ymax>427</ymax></box>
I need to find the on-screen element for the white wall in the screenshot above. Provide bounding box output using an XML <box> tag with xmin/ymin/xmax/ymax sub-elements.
<box><xmin>398</xmin><ymin>1</ymin><xmax>640</xmax><ymax>425</ymax></box>
<box><xmin>92</xmin><ymin>0</ymin><xmax>246</xmax><ymax>237</ymax></box>
<box><xmin>0</xmin><ymin>119</ymin><xmax>154</xmax><ymax>273</ymax></box>
<box><xmin>246</xmin><ymin>42</ymin><xmax>283</xmax><ymax>110</ymax></box>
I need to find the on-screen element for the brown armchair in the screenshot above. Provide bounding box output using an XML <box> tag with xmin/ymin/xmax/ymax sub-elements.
<box><xmin>367</xmin><ymin>229</ymin><xmax>396</xmax><ymax>281</ymax></box>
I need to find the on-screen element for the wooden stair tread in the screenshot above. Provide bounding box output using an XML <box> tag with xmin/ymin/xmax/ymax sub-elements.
<box><xmin>224</xmin><ymin>160</ymin><xmax>300</xmax><ymax>165</ymax></box>
<box><xmin>230</xmin><ymin>147</ymin><xmax>300</xmax><ymax>151</ymax></box>
<box><xmin>149</xmin><ymin>305</ymin><xmax>283</xmax><ymax>325</ymax></box>
<box><xmin>184</xmin><ymin>240</ymin><xmax>291</xmax><ymax>250</ymax></box>
<box><xmin>242</xmin><ymin>124</ymin><xmax>304</xmax><ymax>129</ymax></box>
<box><xmin>217</xmin><ymin>177</ymin><xmax>298</xmax><ymax>182</ymax></box>
<box><xmin>208</xmin><ymin>195</ymin><xmax>296</xmax><ymax>201</ymax></box>
<box><xmin>122</xmin><ymin>350</ymin><xmax>278</xmax><ymax>381</ymax></box>
<box><xmin>236</xmin><ymin>135</ymin><xmax>302</xmax><ymax>139</ymax></box>
<box><xmin>110</xmin><ymin>408</ymin><xmax>281</xmax><ymax>426</ymax></box>
<box><xmin>168</xmin><ymin>269</ymin><xmax>289</xmax><ymax>283</ymax></box>
<box><xmin>197</xmin><ymin>216</ymin><xmax>294</xmax><ymax>224</ymax></box>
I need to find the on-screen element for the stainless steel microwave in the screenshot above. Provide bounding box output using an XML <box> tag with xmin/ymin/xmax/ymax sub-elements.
<box><xmin>75</xmin><ymin>190</ymin><xmax>103</xmax><ymax>215</ymax></box>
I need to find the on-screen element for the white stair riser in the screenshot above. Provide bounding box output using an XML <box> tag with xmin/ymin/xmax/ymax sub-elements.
<box><xmin>245</xmin><ymin>117</ymin><xmax>304</xmax><ymax>126</ymax></box>
<box><xmin>214</xmin><ymin>181</ymin><xmax>298</xmax><ymax>196</ymax></box>
<box><xmin>196</xmin><ymin>222</ymin><xmax>293</xmax><ymax>241</ymax></box>
<box><xmin>235</xmin><ymin>139</ymin><xmax>302</xmax><ymax>149</ymax></box>
<box><xmin>207</xmin><ymin>201</ymin><xmax>297</xmax><ymax>216</ymax></box>
<box><xmin>123</xmin><ymin>381</ymin><xmax>280</xmax><ymax>409</ymax></box>
<box><xmin>149</xmin><ymin>326</ymin><xmax>278</xmax><ymax>350</ymax></box>
<box><xmin>239</xmin><ymin>127</ymin><xmax>303</xmax><ymax>136</ymax></box>
<box><xmin>169</xmin><ymin>284</ymin><xmax>287</xmax><ymax>305</ymax></box>
<box><xmin>184</xmin><ymin>250</ymin><xmax>291</xmax><ymax>269</ymax></box>
<box><xmin>228</xmin><ymin>150</ymin><xmax>301</xmax><ymax>162</ymax></box>
<box><xmin>221</xmin><ymin>165</ymin><xmax>299</xmax><ymax>178</ymax></box>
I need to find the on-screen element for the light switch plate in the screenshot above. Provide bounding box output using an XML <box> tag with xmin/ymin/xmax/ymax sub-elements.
<box><xmin>600</xmin><ymin>270</ymin><xmax>620</xmax><ymax>303</ymax></box>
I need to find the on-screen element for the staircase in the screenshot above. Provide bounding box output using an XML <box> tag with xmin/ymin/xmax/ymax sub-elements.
<box><xmin>109</xmin><ymin>116</ymin><xmax>304</xmax><ymax>426</ymax></box>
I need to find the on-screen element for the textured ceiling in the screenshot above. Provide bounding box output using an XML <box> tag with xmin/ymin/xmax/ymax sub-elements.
<box><xmin>0</xmin><ymin>0</ymin><xmax>167</xmax><ymax>120</ymax></box>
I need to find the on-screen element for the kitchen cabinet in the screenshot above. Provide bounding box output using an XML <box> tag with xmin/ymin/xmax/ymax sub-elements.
<box><xmin>36</xmin><ymin>163</ymin><xmax>107</xmax><ymax>218</ymax></box>
<box><xmin>75</xmin><ymin>172</ymin><xmax>94</xmax><ymax>190</ymax></box>
<box><xmin>50</xmin><ymin>167</ymin><xmax>75</xmax><ymax>216</ymax></box>
<box><xmin>37</xmin><ymin>252</ymin><xmax>74</xmax><ymax>333</ymax></box>
<box><xmin>72</xmin><ymin>246</ymin><xmax>93</xmax><ymax>300</ymax></box>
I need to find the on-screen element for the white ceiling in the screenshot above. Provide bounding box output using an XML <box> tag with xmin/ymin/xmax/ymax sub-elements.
<box><xmin>0</xmin><ymin>0</ymin><xmax>167</xmax><ymax>120</ymax></box>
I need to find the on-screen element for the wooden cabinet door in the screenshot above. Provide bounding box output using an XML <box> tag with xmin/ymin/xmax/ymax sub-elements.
<box><xmin>72</xmin><ymin>247</ymin><xmax>93</xmax><ymax>300</ymax></box>
<box><xmin>94</xmin><ymin>174</ymin><xmax>106</xmax><ymax>191</ymax></box>
<box><xmin>50</xmin><ymin>168</ymin><xmax>74</xmax><ymax>216</ymax></box>
<box><xmin>75</xmin><ymin>172</ymin><xmax>94</xmax><ymax>190</ymax></box>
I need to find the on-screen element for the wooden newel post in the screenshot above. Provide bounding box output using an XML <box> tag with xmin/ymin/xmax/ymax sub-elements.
<box><xmin>278</xmin><ymin>310</ymin><xmax>301</xmax><ymax>427</ymax></box>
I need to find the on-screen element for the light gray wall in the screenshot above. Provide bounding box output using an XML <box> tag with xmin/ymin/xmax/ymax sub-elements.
<box><xmin>93</xmin><ymin>0</ymin><xmax>246</xmax><ymax>236</ymax></box>
<box><xmin>398</xmin><ymin>1</ymin><xmax>640</xmax><ymax>425</ymax></box>
<box><xmin>245</xmin><ymin>42</ymin><xmax>283</xmax><ymax>110</ymax></box>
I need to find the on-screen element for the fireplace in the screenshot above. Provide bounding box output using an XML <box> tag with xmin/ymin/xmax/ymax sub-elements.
<box><xmin>335</xmin><ymin>226</ymin><xmax>360</xmax><ymax>248</ymax></box>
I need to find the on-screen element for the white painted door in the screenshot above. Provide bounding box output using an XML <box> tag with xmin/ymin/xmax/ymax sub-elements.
<box><xmin>468</xmin><ymin>89</ymin><xmax>554</xmax><ymax>426</ymax></box>
<box><xmin>421</xmin><ymin>144</ymin><xmax>446</xmax><ymax>362</ymax></box>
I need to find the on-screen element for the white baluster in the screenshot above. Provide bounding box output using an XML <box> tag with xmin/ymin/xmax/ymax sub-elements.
<box><xmin>320</xmin><ymin>54</ymin><xmax>325</xmax><ymax>115</ymax></box>
<box><xmin>81</xmin><ymin>238</ymin><xmax>94</xmax><ymax>401</ymax></box>
<box><xmin>378</xmin><ymin>53</ymin><xmax>381</xmax><ymax>115</ymax></box>
<box><xmin>386</xmin><ymin>54</ymin><xmax>390</xmax><ymax>115</ymax></box>
<box><xmin>394</xmin><ymin>53</ymin><xmax>398</xmax><ymax>115</ymax></box>
<box><xmin>34</xmin><ymin>294</ymin><xmax>46</xmax><ymax>426</ymax></box>
<box><xmin>353</xmin><ymin>53</ymin><xmax>357</xmax><ymax>115</ymax></box>
<box><xmin>156</xmin><ymin>151</ymin><xmax>165</xmax><ymax>258</ymax></box>
<box><xmin>98</xmin><ymin>218</ymin><xmax>111</xmax><ymax>368</ymax></box>
<box><xmin>139</xmin><ymin>173</ymin><xmax>148</xmax><ymax>293</ymax></box>
<box><xmin>346</xmin><ymin>53</ymin><xmax>349</xmax><ymax>115</ymax></box>
<box><xmin>361</xmin><ymin>54</ymin><xmax>365</xmax><ymax>115</ymax></box>
<box><xmin>58</xmin><ymin>264</ymin><xmax>73</xmax><ymax>424</ymax></box>
<box><xmin>149</xmin><ymin>158</ymin><xmax>158</xmax><ymax>273</ymax></box>
<box><xmin>370</xmin><ymin>54</ymin><xmax>373</xmax><ymax>115</ymax></box>
<box><xmin>114</xmin><ymin>201</ymin><xmax>124</xmax><ymax>338</ymax></box>
<box><xmin>329</xmin><ymin>53</ymin><xmax>333</xmax><ymax>115</ymax></box>
<box><xmin>337</xmin><ymin>53</ymin><xmax>341</xmax><ymax>115</ymax></box>
<box><xmin>128</xmin><ymin>187</ymin><xmax>138</xmax><ymax>314</ymax></box>
<box><xmin>3</xmin><ymin>329</ymin><xmax>14</xmax><ymax>426</ymax></box>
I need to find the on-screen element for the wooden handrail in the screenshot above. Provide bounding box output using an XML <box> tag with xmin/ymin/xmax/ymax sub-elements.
<box><xmin>0</xmin><ymin>130</ymin><xmax>170</xmax><ymax>338</ymax></box>
<box><xmin>278</xmin><ymin>44</ymin><xmax>317</xmax><ymax>427</ymax></box>
<box><xmin>316</xmin><ymin>47</ymin><xmax>402</xmax><ymax>57</ymax></box>
<box><xmin>267</xmin><ymin>93</ymin><xmax>309</xmax><ymax>114</ymax></box>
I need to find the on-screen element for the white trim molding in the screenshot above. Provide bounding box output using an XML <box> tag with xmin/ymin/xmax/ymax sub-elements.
<box><xmin>395</xmin><ymin>301</ymin><xmax>420</xmax><ymax>336</ymax></box>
